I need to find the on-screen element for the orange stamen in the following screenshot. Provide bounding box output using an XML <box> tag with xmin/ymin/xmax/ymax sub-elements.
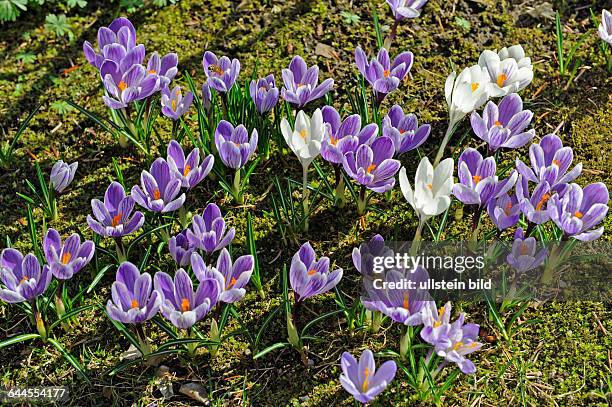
<box><xmin>20</xmin><ymin>276</ymin><xmax>29</xmax><ymax>284</ymax></box>
<box><xmin>535</xmin><ymin>193</ymin><xmax>551</xmax><ymax>211</ymax></box>
<box><xmin>403</xmin><ymin>293</ymin><xmax>409</xmax><ymax>309</ymax></box>
<box><xmin>181</xmin><ymin>298</ymin><xmax>191</xmax><ymax>312</ymax></box>
<box><xmin>112</xmin><ymin>212</ymin><xmax>123</xmax><ymax>227</ymax></box>
<box><xmin>118</xmin><ymin>81</ymin><xmax>128</xmax><ymax>91</ymax></box>
<box><xmin>131</xmin><ymin>299</ymin><xmax>139</xmax><ymax>309</ymax></box>
<box><xmin>307</xmin><ymin>269</ymin><xmax>317</xmax><ymax>276</ymax></box>
<box><xmin>383</xmin><ymin>69</ymin><xmax>391</xmax><ymax>78</ymax></box>
<box><xmin>494</xmin><ymin>120</ymin><xmax>502</xmax><ymax>126</ymax></box>
<box><xmin>61</xmin><ymin>252</ymin><xmax>71</xmax><ymax>265</ymax></box>
<box><xmin>426</xmin><ymin>183</ymin><xmax>433</xmax><ymax>190</ymax></box>
<box><xmin>472</xmin><ymin>175</ymin><xmax>482</xmax><ymax>184</ymax></box>
<box><xmin>574</xmin><ymin>211</ymin><xmax>583</xmax><ymax>219</ymax></box>
<box><xmin>147</xmin><ymin>69</ymin><xmax>156</xmax><ymax>74</ymax></box>
<box><xmin>552</xmin><ymin>159</ymin><xmax>561</xmax><ymax>167</ymax></box>
<box><xmin>496</xmin><ymin>73</ymin><xmax>507</xmax><ymax>87</ymax></box>
<box><xmin>471</xmin><ymin>82</ymin><xmax>480</xmax><ymax>92</ymax></box>
<box><xmin>504</xmin><ymin>202</ymin><xmax>513</xmax><ymax>215</ymax></box>
<box><xmin>227</xmin><ymin>277</ymin><xmax>238</xmax><ymax>289</ymax></box>
<box><xmin>183</xmin><ymin>165</ymin><xmax>191</xmax><ymax>176</ymax></box>
<box><xmin>329</xmin><ymin>136</ymin><xmax>338</xmax><ymax>146</ymax></box>
<box><xmin>366</xmin><ymin>164</ymin><xmax>377</xmax><ymax>173</ymax></box>
<box><xmin>153</xmin><ymin>189</ymin><xmax>161</xmax><ymax>200</ymax></box>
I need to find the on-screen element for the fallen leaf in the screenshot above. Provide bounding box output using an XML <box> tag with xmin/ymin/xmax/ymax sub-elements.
<box><xmin>120</xmin><ymin>344</ymin><xmax>142</xmax><ymax>361</ymax></box>
<box><xmin>179</xmin><ymin>383</ymin><xmax>209</xmax><ymax>405</ymax></box>
<box><xmin>315</xmin><ymin>43</ymin><xmax>339</xmax><ymax>60</ymax></box>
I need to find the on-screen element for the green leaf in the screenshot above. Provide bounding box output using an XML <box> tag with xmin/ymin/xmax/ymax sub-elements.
<box><xmin>253</xmin><ymin>342</ymin><xmax>289</xmax><ymax>359</ymax></box>
<box><xmin>47</xmin><ymin>337</ymin><xmax>90</xmax><ymax>383</ymax></box>
<box><xmin>0</xmin><ymin>333</ymin><xmax>39</xmax><ymax>349</ymax></box>
<box><xmin>0</xmin><ymin>0</ymin><xmax>27</xmax><ymax>22</ymax></box>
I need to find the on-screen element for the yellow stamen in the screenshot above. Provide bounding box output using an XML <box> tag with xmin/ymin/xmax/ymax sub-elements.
<box><xmin>471</xmin><ymin>82</ymin><xmax>480</xmax><ymax>92</ymax></box>
<box><xmin>147</xmin><ymin>69</ymin><xmax>156</xmax><ymax>74</ymax></box>
<box><xmin>453</xmin><ymin>341</ymin><xmax>464</xmax><ymax>350</ymax></box>
<box><xmin>574</xmin><ymin>211</ymin><xmax>583</xmax><ymax>219</ymax></box>
<box><xmin>329</xmin><ymin>136</ymin><xmax>338</xmax><ymax>146</ymax></box>
<box><xmin>426</xmin><ymin>183</ymin><xmax>433</xmax><ymax>190</ymax></box>
<box><xmin>131</xmin><ymin>299</ymin><xmax>139</xmax><ymax>309</ymax></box>
<box><xmin>366</xmin><ymin>164</ymin><xmax>377</xmax><ymax>174</ymax></box>
<box><xmin>535</xmin><ymin>193</ymin><xmax>551</xmax><ymax>211</ymax></box>
<box><xmin>494</xmin><ymin>120</ymin><xmax>502</xmax><ymax>127</ymax></box>
<box><xmin>181</xmin><ymin>298</ymin><xmax>191</xmax><ymax>312</ymax></box>
<box><xmin>153</xmin><ymin>189</ymin><xmax>161</xmax><ymax>200</ymax></box>
<box><xmin>233</xmin><ymin>142</ymin><xmax>241</xmax><ymax>147</ymax></box>
<box><xmin>183</xmin><ymin>165</ymin><xmax>191</xmax><ymax>176</ymax></box>
<box><xmin>298</xmin><ymin>129</ymin><xmax>308</xmax><ymax>139</ymax></box>
<box><xmin>112</xmin><ymin>212</ymin><xmax>123</xmax><ymax>227</ymax></box>
<box><xmin>362</xmin><ymin>367</ymin><xmax>370</xmax><ymax>392</ymax></box>
<box><xmin>307</xmin><ymin>269</ymin><xmax>317</xmax><ymax>276</ymax></box>
<box><xmin>520</xmin><ymin>243</ymin><xmax>529</xmax><ymax>255</ymax></box>
<box><xmin>20</xmin><ymin>276</ymin><xmax>29</xmax><ymax>284</ymax></box>
<box><xmin>472</xmin><ymin>175</ymin><xmax>482</xmax><ymax>184</ymax></box>
<box><xmin>403</xmin><ymin>293</ymin><xmax>409</xmax><ymax>310</ymax></box>
<box><xmin>383</xmin><ymin>69</ymin><xmax>391</xmax><ymax>78</ymax></box>
<box><xmin>61</xmin><ymin>252</ymin><xmax>71</xmax><ymax>265</ymax></box>
<box><xmin>171</xmin><ymin>99</ymin><xmax>177</xmax><ymax>111</ymax></box>
<box><xmin>434</xmin><ymin>320</ymin><xmax>442</xmax><ymax>328</ymax></box>
<box><xmin>227</xmin><ymin>277</ymin><xmax>238</xmax><ymax>289</ymax></box>
<box><xmin>118</xmin><ymin>81</ymin><xmax>128</xmax><ymax>91</ymax></box>
<box><xmin>496</xmin><ymin>73</ymin><xmax>507</xmax><ymax>87</ymax></box>
<box><xmin>552</xmin><ymin>159</ymin><xmax>561</xmax><ymax>167</ymax></box>
<box><xmin>438</xmin><ymin>306</ymin><xmax>445</xmax><ymax>319</ymax></box>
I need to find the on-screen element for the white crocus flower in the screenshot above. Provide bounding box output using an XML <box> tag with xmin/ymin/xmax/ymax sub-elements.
<box><xmin>479</xmin><ymin>44</ymin><xmax>533</xmax><ymax>97</ymax></box>
<box><xmin>599</xmin><ymin>9</ymin><xmax>612</xmax><ymax>45</ymax></box>
<box><xmin>435</xmin><ymin>65</ymin><xmax>490</xmax><ymax>166</ymax></box>
<box><xmin>280</xmin><ymin>108</ymin><xmax>325</xmax><ymax>232</ymax></box>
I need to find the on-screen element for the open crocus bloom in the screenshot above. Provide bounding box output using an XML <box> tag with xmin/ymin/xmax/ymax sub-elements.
<box><xmin>506</xmin><ymin>228</ymin><xmax>548</xmax><ymax>272</ymax></box>
<box><xmin>166</xmin><ymin>140</ymin><xmax>213</xmax><ymax>190</ymax></box>
<box><xmin>382</xmin><ymin>105</ymin><xmax>430</xmax><ymax>155</ymax></box>
<box><xmin>83</xmin><ymin>17</ymin><xmax>142</xmax><ymax>70</ymax></box>
<box><xmin>132</xmin><ymin>158</ymin><xmax>185</xmax><ymax>213</ymax></box>
<box><xmin>445</xmin><ymin>65</ymin><xmax>490</xmax><ymax>126</ymax></box>
<box><xmin>354</xmin><ymin>46</ymin><xmax>413</xmax><ymax>102</ymax></box>
<box><xmin>0</xmin><ymin>249</ymin><xmax>51</xmax><ymax>303</ymax></box>
<box><xmin>470</xmin><ymin>93</ymin><xmax>535</xmax><ymax>152</ymax></box>
<box><xmin>43</xmin><ymin>228</ymin><xmax>95</xmax><ymax>280</ymax></box>
<box><xmin>479</xmin><ymin>44</ymin><xmax>533</xmax><ymax>97</ymax></box>
<box><xmin>343</xmin><ymin>136</ymin><xmax>400</xmax><ymax>193</ymax></box>
<box><xmin>146</xmin><ymin>51</ymin><xmax>178</xmax><ymax>90</ymax></box>
<box><xmin>281</xmin><ymin>109</ymin><xmax>325</xmax><ymax>170</ymax></box>
<box><xmin>161</xmin><ymin>86</ymin><xmax>193</xmax><ymax>121</ymax></box>
<box><xmin>289</xmin><ymin>242</ymin><xmax>343</xmax><ymax>302</ymax></box>
<box><xmin>399</xmin><ymin>157</ymin><xmax>454</xmax><ymax>221</ymax></box>
<box><xmin>386</xmin><ymin>0</ymin><xmax>428</xmax><ymax>21</ymax></box>
<box><xmin>340</xmin><ymin>349</ymin><xmax>397</xmax><ymax>404</ymax></box>
<box><xmin>192</xmin><ymin>250</ymin><xmax>254</xmax><ymax>304</ymax></box>
<box><xmin>202</xmin><ymin>51</ymin><xmax>240</xmax><ymax>93</ymax></box>
<box><xmin>101</xmin><ymin>62</ymin><xmax>159</xmax><ymax>109</ymax></box>
<box><xmin>421</xmin><ymin>301</ymin><xmax>483</xmax><ymax>374</ymax></box>
<box><xmin>321</xmin><ymin>106</ymin><xmax>377</xmax><ymax>165</ymax></box>
<box><xmin>186</xmin><ymin>203</ymin><xmax>235</xmax><ymax>254</ymax></box>
<box><xmin>214</xmin><ymin>121</ymin><xmax>259</xmax><ymax>170</ymax></box>
<box><xmin>87</xmin><ymin>181</ymin><xmax>145</xmax><ymax>237</ymax></box>
<box><xmin>281</xmin><ymin>56</ymin><xmax>333</xmax><ymax>108</ymax></box>
<box><xmin>106</xmin><ymin>262</ymin><xmax>161</xmax><ymax>324</ymax></box>
<box><xmin>548</xmin><ymin>182</ymin><xmax>609</xmax><ymax>241</ymax></box>
<box><xmin>487</xmin><ymin>192</ymin><xmax>521</xmax><ymax>230</ymax></box>
<box><xmin>154</xmin><ymin>268</ymin><xmax>220</xmax><ymax>330</ymax></box>
<box><xmin>516</xmin><ymin>176</ymin><xmax>552</xmax><ymax>224</ymax></box>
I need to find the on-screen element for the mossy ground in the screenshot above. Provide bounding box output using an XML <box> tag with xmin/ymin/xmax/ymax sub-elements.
<box><xmin>0</xmin><ymin>0</ymin><xmax>611</xmax><ymax>405</ymax></box>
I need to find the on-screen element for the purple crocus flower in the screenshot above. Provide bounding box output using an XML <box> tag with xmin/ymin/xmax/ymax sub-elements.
<box><xmin>106</xmin><ymin>262</ymin><xmax>161</xmax><ymax>324</ymax></box>
<box><xmin>289</xmin><ymin>242</ymin><xmax>343</xmax><ymax>302</ymax></box>
<box><xmin>154</xmin><ymin>268</ymin><xmax>220</xmax><ymax>329</ymax></box>
<box><xmin>506</xmin><ymin>228</ymin><xmax>547</xmax><ymax>272</ymax></box>
<box><xmin>146</xmin><ymin>51</ymin><xmax>178</xmax><ymax>89</ymax></box>
<box><xmin>486</xmin><ymin>192</ymin><xmax>520</xmax><ymax>230</ymax></box>
<box><xmin>352</xmin><ymin>234</ymin><xmax>393</xmax><ymax>275</ymax></box>
<box><xmin>202</xmin><ymin>51</ymin><xmax>240</xmax><ymax>93</ymax></box>
<box><xmin>169</xmin><ymin>230</ymin><xmax>195</xmax><ymax>267</ymax></box>
<box><xmin>320</xmin><ymin>106</ymin><xmax>378</xmax><ymax>165</ymax></box>
<box><xmin>101</xmin><ymin>62</ymin><xmax>159</xmax><ymax>109</ymax></box>
<box><xmin>87</xmin><ymin>181</ymin><xmax>145</xmax><ymax>237</ymax></box>
<box><xmin>516</xmin><ymin>176</ymin><xmax>552</xmax><ymax>224</ymax></box>
<box><xmin>470</xmin><ymin>93</ymin><xmax>535</xmax><ymax>153</ymax></box>
<box><xmin>43</xmin><ymin>228</ymin><xmax>95</xmax><ymax>280</ymax></box>
<box><xmin>0</xmin><ymin>249</ymin><xmax>51</xmax><ymax>303</ymax></box>
<box><xmin>382</xmin><ymin>105</ymin><xmax>430</xmax><ymax>155</ymax></box>
<box><xmin>50</xmin><ymin>160</ymin><xmax>78</xmax><ymax>193</ymax></box>
<box><xmin>214</xmin><ymin>121</ymin><xmax>258</xmax><ymax>169</ymax></box>
<box><xmin>386</xmin><ymin>0</ymin><xmax>428</xmax><ymax>21</ymax></box>
<box><xmin>354</xmin><ymin>47</ymin><xmax>413</xmax><ymax>103</ymax></box>
<box><xmin>548</xmin><ymin>182</ymin><xmax>609</xmax><ymax>241</ymax></box>
<box><xmin>249</xmin><ymin>75</ymin><xmax>279</xmax><ymax>115</ymax></box>
<box><xmin>343</xmin><ymin>136</ymin><xmax>401</xmax><ymax>193</ymax></box>
<box><xmin>340</xmin><ymin>349</ymin><xmax>397</xmax><ymax>404</ymax></box>
<box><xmin>281</xmin><ymin>56</ymin><xmax>334</xmax><ymax>108</ymax></box>
<box><xmin>361</xmin><ymin>267</ymin><xmax>433</xmax><ymax>326</ymax></box>
<box><xmin>131</xmin><ymin>158</ymin><xmax>185</xmax><ymax>213</ymax></box>
<box><xmin>166</xmin><ymin>140</ymin><xmax>214</xmax><ymax>189</ymax></box>
<box><xmin>421</xmin><ymin>302</ymin><xmax>483</xmax><ymax>374</ymax></box>
<box><xmin>186</xmin><ymin>203</ymin><xmax>235</xmax><ymax>254</ymax></box>
<box><xmin>83</xmin><ymin>17</ymin><xmax>141</xmax><ymax>70</ymax></box>
<box><xmin>452</xmin><ymin>148</ymin><xmax>517</xmax><ymax>207</ymax></box>
<box><xmin>192</xmin><ymin>250</ymin><xmax>254</xmax><ymax>303</ymax></box>
<box><xmin>161</xmin><ymin>86</ymin><xmax>194</xmax><ymax>121</ymax></box>
<box><xmin>515</xmin><ymin>133</ymin><xmax>582</xmax><ymax>195</ymax></box>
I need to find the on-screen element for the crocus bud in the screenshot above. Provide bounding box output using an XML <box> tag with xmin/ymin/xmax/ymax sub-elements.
<box><xmin>55</xmin><ymin>295</ymin><xmax>66</xmax><ymax>318</ymax></box>
<box><xmin>210</xmin><ymin>319</ymin><xmax>220</xmax><ymax>357</ymax></box>
<box><xmin>36</xmin><ymin>312</ymin><xmax>47</xmax><ymax>341</ymax></box>
<box><xmin>286</xmin><ymin>310</ymin><xmax>301</xmax><ymax>350</ymax></box>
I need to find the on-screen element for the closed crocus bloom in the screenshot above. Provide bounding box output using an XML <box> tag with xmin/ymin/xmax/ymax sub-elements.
<box><xmin>321</xmin><ymin>106</ymin><xmax>377</xmax><ymax>165</ymax></box>
<box><xmin>201</xmin><ymin>83</ymin><xmax>212</xmax><ymax>111</ymax></box>
<box><xmin>386</xmin><ymin>0</ymin><xmax>427</xmax><ymax>20</ymax></box>
<box><xmin>445</xmin><ymin>65</ymin><xmax>490</xmax><ymax>126</ymax></box>
<box><xmin>202</xmin><ymin>51</ymin><xmax>240</xmax><ymax>93</ymax></box>
<box><xmin>599</xmin><ymin>9</ymin><xmax>612</xmax><ymax>45</ymax></box>
<box><xmin>43</xmin><ymin>228</ymin><xmax>95</xmax><ymax>280</ymax></box>
<box><xmin>515</xmin><ymin>133</ymin><xmax>582</xmax><ymax>195</ymax></box>
<box><xmin>343</xmin><ymin>136</ymin><xmax>401</xmax><ymax>193</ymax></box>
<box><xmin>487</xmin><ymin>192</ymin><xmax>520</xmax><ymax>230</ymax></box>
<box><xmin>452</xmin><ymin>148</ymin><xmax>517</xmax><ymax>207</ymax></box>
<box><xmin>154</xmin><ymin>268</ymin><xmax>220</xmax><ymax>330</ymax></box>
<box><xmin>192</xmin><ymin>250</ymin><xmax>254</xmax><ymax>304</ymax></box>
<box><xmin>340</xmin><ymin>349</ymin><xmax>397</xmax><ymax>404</ymax></box>
<box><xmin>166</xmin><ymin>140</ymin><xmax>213</xmax><ymax>189</ymax></box>
<box><xmin>382</xmin><ymin>105</ymin><xmax>431</xmax><ymax>155</ymax></box>
<box><xmin>281</xmin><ymin>56</ymin><xmax>334</xmax><ymax>108</ymax></box>
<box><xmin>479</xmin><ymin>44</ymin><xmax>533</xmax><ymax>97</ymax></box>
<box><xmin>352</xmin><ymin>234</ymin><xmax>392</xmax><ymax>275</ymax></box>
<box><xmin>289</xmin><ymin>242</ymin><xmax>343</xmax><ymax>302</ymax></box>
<box><xmin>470</xmin><ymin>93</ymin><xmax>535</xmax><ymax>152</ymax></box>
<box><xmin>0</xmin><ymin>249</ymin><xmax>51</xmax><ymax>303</ymax></box>
<box><xmin>281</xmin><ymin>109</ymin><xmax>325</xmax><ymax>170</ymax></box>
<box><xmin>186</xmin><ymin>203</ymin><xmax>235</xmax><ymax>254</ymax></box>
<box><xmin>548</xmin><ymin>183</ymin><xmax>609</xmax><ymax>241</ymax></box>
<box><xmin>132</xmin><ymin>158</ymin><xmax>185</xmax><ymax>213</ymax></box>
<box><xmin>83</xmin><ymin>17</ymin><xmax>141</xmax><ymax>70</ymax></box>
<box><xmin>169</xmin><ymin>230</ymin><xmax>195</xmax><ymax>267</ymax></box>
<box><xmin>161</xmin><ymin>86</ymin><xmax>193</xmax><ymax>121</ymax></box>
<box><xmin>214</xmin><ymin>121</ymin><xmax>259</xmax><ymax>170</ymax></box>
<box><xmin>516</xmin><ymin>176</ymin><xmax>552</xmax><ymax>224</ymax></box>
<box><xmin>399</xmin><ymin>157</ymin><xmax>454</xmax><ymax>221</ymax></box>
<box><xmin>506</xmin><ymin>228</ymin><xmax>547</xmax><ymax>272</ymax></box>
<box><xmin>50</xmin><ymin>160</ymin><xmax>78</xmax><ymax>193</ymax></box>
<box><xmin>249</xmin><ymin>75</ymin><xmax>279</xmax><ymax>114</ymax></box>
<box><xmin>354</xmin><ymin>46</ymin><xmax>413</xmax><ymax>103</ymax></box>
<box><xmin>106</xmin><ymin>262</ymin><xmax>161</xmax><ymax>324</ymax></box>
<box><xmin>146</xmin><ymin>51</ymin><xmax>178</xmax><ymax>89</ymax></box>
<box><xmin>421</xmin><ymin>302</ymin><xmax>483</xmax><ymax>374</ymax></box>
<box><xmin>87</xmin><ymin>181</ymin><xmax>145</xmax><ymax>237</ymax></box>
<box><xmin>101</xmin><ymin>61</ymin><xmax>159</xmax><ymax>109</ymax></box>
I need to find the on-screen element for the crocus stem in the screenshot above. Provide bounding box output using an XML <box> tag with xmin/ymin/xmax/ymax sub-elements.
<box><xmin>334</xmin><ymin>165</ymin><xmax>346</xmax><ymax>208</ymax></box>
<box><xmin>178</xmin><ymin>205</ymin><xmax>189</xmax><ymax>230</ymax></box>
<box><xmin>433</xmin><ymin>122</ymin><xmax>458</xmax><ymax>167</ymax></box>
<box><xmin>209</xmin><ymin>318</ymin><xmax>220</xmax><ymax>357</ymax></box>
<box><xmin>541</xmin><ymin>242</ymin><xmax>561</xmax><ymax>284</ymax></box>
<box><xmin>470</xmin><ymin>206</ymin><xmax>484</xmax><ymax>242</ymax></box>
<box><xmin>287</xmin><ymin>301</ymin><xmax>302</xmax><ymax>353</ymax></box>
<box><xmin>370</xmin><ymin>310</ymin><xmax>382</xmax><ymax>333</ymax></box>
<box><xmin>49</xmin><ymin>192</ymin><xmax>58</xmax><ymax>222</ymax></box>
<box><xmin>114</xmin><ymin>237</ymin><xmax>127</xmax><ymax>263</ymax></box>
<box><xmin>186</xmin><ymin>328</ymin><xmax>198</xmax><ymax>356</ymax></box>
<box><xmin>158</xmin><ymin>214</ymin><xmax>170</xmax><ymax>243</ymax></box>
<box><xmin>302</xmin><ymin>165</ymin><xmax>310</xmax><ymax>232</ymax></box>
<box><xmin>171</xmin><ymin>120</ymin><xmax>178</xmax><ymax>140</ymax></box>
<box><xmin>357</xmin><ymin>185</ymin><xmax>368</xmax><ymax>216</ymax></box>
<box><xmin>384</xmin><ymin>20</ymin><xmax>400</xmax><ymax>50</ymax></box>
<box><xmin>410</xmin><ymin>219</ymin><xmax>425</xmax><ymax>256</ymax></box>
<box><xmin>399</xmin><ymin>325</ymin><xmax>411</xmax><ymax>362</ymax></box>
<box><xmin>232</xmin><ymin>169</ymin><xmax>244</xmax><ymax>204</ymax></box>
<box><xmin>135</xmin><ymin>324</ymin><xmax>151</xmax><ymax>356</ymax></box>
<box><xmin>55</xmin><ymin>281</ymin><xmax>66</xmax><ymax>318</ymax></box>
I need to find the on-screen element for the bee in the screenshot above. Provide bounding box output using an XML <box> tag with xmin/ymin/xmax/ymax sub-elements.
<box><xmin>479</xmin><ymin>328</ymin><xmax>497</xmax><ymax>344</ymax></box>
